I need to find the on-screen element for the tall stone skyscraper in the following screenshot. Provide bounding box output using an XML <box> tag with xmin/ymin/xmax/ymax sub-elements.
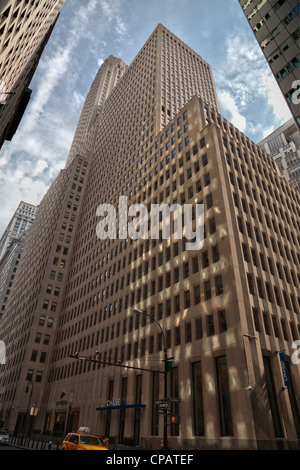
<box><xmin>0</xmin><ymin>0</ymin><xmax>66</xmax><ymax>149</ymax></box>
<box><xmin>0</xmin><ymin>201</ymin><xmax>38</xmax><ymax>262</ymax></box>
<box><xmin>0</xmin><ymin>24</ymin><xmax>299</xmax><ymax>450</ymax></box>
<box><xmin>66</xmin><ymin>55</ymin><xmax>128</xmax><ymax>165</ymax></box>
<box><xmin>238</xmin><ymin>0</ymin><xmax>300</xmax><ymax>129</ymax></box>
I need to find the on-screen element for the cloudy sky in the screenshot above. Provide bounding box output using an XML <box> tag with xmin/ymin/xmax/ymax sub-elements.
<box><xmin>0</xmin><ymin>0</ymin><xmax>292</xmax><ymax>235</ymax></box>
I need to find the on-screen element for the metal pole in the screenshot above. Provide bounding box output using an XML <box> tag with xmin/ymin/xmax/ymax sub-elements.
<box><xmin>163</xmin><ymin>347</ymin><xmax>168</xmax><ymax>452</ymax></box>
<box><xmin>133</xmin><ymin>308</ymin><xmax>168</xmax><ymax>451</ymax></box>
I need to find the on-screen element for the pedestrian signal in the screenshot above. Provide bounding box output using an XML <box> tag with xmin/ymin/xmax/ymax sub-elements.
<box><xmin>171</xmin><ymin>415</ymin><xmax>180</xmax><ymax>425</ymax></box>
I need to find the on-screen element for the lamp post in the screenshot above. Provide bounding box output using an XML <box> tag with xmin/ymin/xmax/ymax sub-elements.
<box><xmin>133</xmin><ymin>308</ymin><xmax>169</xmax><ymax>451</ymax></box>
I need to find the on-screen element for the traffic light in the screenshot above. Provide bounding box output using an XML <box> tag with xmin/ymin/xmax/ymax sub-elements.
<box><xmin>171</xmin><ymin>414</ymin><xmax>180</xmax><ymax>425</ymax></box>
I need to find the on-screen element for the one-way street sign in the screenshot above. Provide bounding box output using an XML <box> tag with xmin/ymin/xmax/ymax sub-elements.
<box><xmin>157</xmin><ymin>408</ymin><xmax>170</xmax><ymax>415</ymax></box>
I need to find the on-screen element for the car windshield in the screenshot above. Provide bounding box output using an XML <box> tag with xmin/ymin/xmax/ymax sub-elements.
<box><xmin>80</xmin><ymin>435</ymin><xmax>103</xmax><ymax>446</ymax></box>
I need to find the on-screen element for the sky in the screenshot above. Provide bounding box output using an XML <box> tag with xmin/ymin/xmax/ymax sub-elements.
<box><xmin>0</xmin><ymin>0</ymin><xmax>292</xmax><ymax>236</ymax></box>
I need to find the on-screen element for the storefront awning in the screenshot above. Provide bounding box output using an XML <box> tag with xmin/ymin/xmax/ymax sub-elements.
<box><xmin>96</xmin><ymin>404</ymin><xmax>146</xmax><ymax>411</ymax></box>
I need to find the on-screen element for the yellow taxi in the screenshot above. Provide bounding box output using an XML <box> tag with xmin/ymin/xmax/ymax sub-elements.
<box><xmin>61</xmin><ymin>432</ymin><xmax>109</xmax><ymax>450</ymax></box>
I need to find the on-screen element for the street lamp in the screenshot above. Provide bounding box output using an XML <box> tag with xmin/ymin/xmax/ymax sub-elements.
<box><xmin>133</xmin><ymin>308</ymin><xmax>169</xmax><ymax>451</ymax></box>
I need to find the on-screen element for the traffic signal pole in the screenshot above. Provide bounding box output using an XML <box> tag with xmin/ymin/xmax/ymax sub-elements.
<box><xmin>163</xmin><ymin>347</ymin><xmax>168</xmax><ymax>452</ymax></box>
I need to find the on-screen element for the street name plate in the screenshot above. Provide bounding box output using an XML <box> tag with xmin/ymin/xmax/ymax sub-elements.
<box><xmin>157</xmin><ymin>407</ymin><xmax>170</xmax><ymax>415</ymax></box>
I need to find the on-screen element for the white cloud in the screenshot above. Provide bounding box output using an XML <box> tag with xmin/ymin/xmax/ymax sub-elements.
<box><xmin>32</xmin><ymin>159</ymin><xmax>48</xmax><ymax>176</ymax></box>
<box><xmin>214</xmin><ymin>29</ymin><xmax>292</xmax><ymax>141</ymax></box>
<box><xmin>258</xmin><ymin>73</ymin><xmax>292</xmax><ymax>124</ymax></box>
<box><xmin>0</xmin><ymin>0</ymin><xmax>133</xmax><ymax>236</ymax></box>
<box><xmin>218</xmin><ymin>90</ymin><xmax>247</xmax><ymax>132</ymax></box>
<box><xmin>73</xmin><ymin>91</ymin><xmax>85</xmax><ymax>109</ymax></box>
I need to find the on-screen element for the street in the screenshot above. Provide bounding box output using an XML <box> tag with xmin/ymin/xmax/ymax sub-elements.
<box><xmin>0</xmin><ymin>445</ymin><xmax>21</xmax><ymax>450</ymax></box>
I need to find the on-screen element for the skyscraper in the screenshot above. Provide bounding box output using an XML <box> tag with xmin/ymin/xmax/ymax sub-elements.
<box><xmin>0</xmin><ymin>0</ymin><xmax>66</xmax><ymax>149</ymax></box>
<box><xmin>238</xmin><ymin>0</ymin><xmax>300</xmax><ymax>129</ymax></box>
<box><xmin>0</xmin><ymin>200</ymin><xmax>38</xmax><ymax>321</ymax></box>
<box><xmin>67</xmin><ymin>55</ymin><xmax>128</xmax><ymax>165</ymax></box>
<box><xmin>0</xmin><ymin>200</ymin><xmax>38</xmax><ymax>262</ymax></box>
<box><xmin>259</xmin><ymin>117</ymin><xmax>300</xmax><ymax>192</ymax></box>
<box><xmin>0</xmin><ymin>24</ymin><xmax>299</xmax><ymax>450</ymax></box>
<box><xmin>0</xmin><ymin>233</ymin><xmax>25</xmax><ymax>319</ymax></box>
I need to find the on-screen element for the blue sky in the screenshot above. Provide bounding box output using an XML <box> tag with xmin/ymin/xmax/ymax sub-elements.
<box><xmin>0</xmin><ymin>0</ymin><xmax>292</xmax><ymax>235</ymax></box>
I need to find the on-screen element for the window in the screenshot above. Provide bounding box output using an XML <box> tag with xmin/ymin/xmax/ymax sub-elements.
<box><xmin>216</xmin><ymin>356</ymin><xmax>233</xmax><ymax>436</ymax></box>
<box><xmin>207</xmin><ymin>314</ymin><xmax>214</xmax><ymax>336</ymax></box>
<box><xmin>174</xmin><ymin>326</ymin><xmax>181</xmax><ymax>346</ymax></box>
<box><xmin>215</xmin><ymin>275</ymin><xmax>223</xmax><ymax>296</ymax></box>
<box><xmin>212</xmin><ymin>244</ymin><xmax>220</xmax><ymax>263</ymax></box>
<box><xmin>263</xmin><ymin>313</ymin><xmax>270</xmax><ymax>335</ymax></box>
<box><xmin>252</xmin><ymin>308</ymin><xmax>260</xmax><ymax>332</ymax></box>
<box><xmin>184</xmin><ymin>290</ymin><xmax>191</xmax><ymax>308</ymax></box>
<box><xmin>174</xmin><ymin>295</ymin><xmax>180</xmax><ymax>313</ymax></box>
<box><xmin>192</xmin><ymin>256</ymin><xmax>199</xmax><ymax>273</ymax></box>
<box><xmin>194</xmin><ymin>285</ymin><xmax>201</xmax><ymax>304</ymax></box>
<box><xmin>195</xmin><ymin>318</ymin><xmax>203</xmax><ymax>339</ymax></box>
<box><xmin>183</xmin><ymin>261</ymin><xmax>189</xmax><ymax>278</ymax></box>
<box><xmin>185</xmin><ymin>322</ymin><xmax>192</xmax><ymax>343</ymax></box>
<box><xmin>202</xmin><ymin>251</ymin><xmax>209</xmax><ymax>268</ymax></box>
<box><xmin>204</xmin><ymin>280</ymin><xmax>211</xmax><ymax>300</ymax></box>
<box><xmin>247</xmin><ymin>274</ymin><xmax>255</xmax><ymax>295</ymax></box>
<box><xmin>26</xmin><ymin>369</ymin><xmax>34</xmax><ymax>381</ymax></box>
<box><xmin>35</xmin><ymin>332</ymin><xmax>42</xmax><ymax>343</ymax></box>
<box><xmin>36</xmin><ymin>371</ymin><xmax>43</xmax><ymax>383</ymax></box>
<box><xmin>30</xmin><ymin>350</ymin><xmax>38</xmax><ymax>362</ymax></box>
<box><xmin>218</xmin><ymin>309</ymin><xmax>227</xmax><ymax>332</ymax></box>
<box><xmin>192</xmin><ymin>362</ymin><xmax>205</xmax><ymax>436</ymax></box>
<box><xmin>206</xmin><ymin>193</ymin><xmax>213</xmax><ymax>208</ymax></box>
<box><xmin>44</xmin><ymin>334</ymin><xmax>50</xmax><ymax>345</ymax></box>
<box><xmin>209</xmin><ymin>217</ymin><xmax>216</xmax><ymax>234</ymax></box>
<box><xmin>204</xmin><ymin>173</ymin><xmax>210</xmax><ymax>186</ymax></box>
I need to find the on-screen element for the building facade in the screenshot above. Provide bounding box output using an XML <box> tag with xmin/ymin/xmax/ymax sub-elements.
<box><xmin>0</xmin><ymin>200</ymin><xmax>38</xmax><ymax>262</ymax></box>
<box><xmin>0</xmin><ymin>233</ymin><xmax>25</xmax><ymax>319</ymax></box>
<box><xmin>0</xmin><ymin>0</ymin><xmax>66</xmax><ymax>149</ymax></box>
<box><xmin>238</xmin><ymin>0</ymin><xmax>300</xmax><ymax>129</ymax></box>
<box><xmin>0</xmin><ymin>24</ymin><xmax>299</xmax><ymax>450</ymax></box>
<box><xmin>66</xmin><ymin>55</ymin><xmax>128</xmax><ymax>166</ymax></box>
<box><xmin>259</xmin><ymin>117</ymin><xmax>300</xmax><ymax>192</ymax></box>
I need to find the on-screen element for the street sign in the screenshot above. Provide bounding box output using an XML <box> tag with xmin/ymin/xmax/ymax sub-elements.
<box><xmin>167</xmin><ymin>397</ymin><xmax>181</xmax><ymax>403</ymax></box>
<box><xmin>157</xmin><ymin>402</ymin><xmax>169</xmax><ymax>408</ymax></box>
<box><xmin>156</xmin><ymin>397</ymin><xmax>181</xmax><ymax>404</ymax></box>
<box><xmin>157</xmin><ymin>408</ymin><xmax>170</xmax><ymax>415</ymax></box>
<box><xmin>279</xmin><ymin>351</ymin><xmax>290</xmax><ymax>387</ymax></box>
